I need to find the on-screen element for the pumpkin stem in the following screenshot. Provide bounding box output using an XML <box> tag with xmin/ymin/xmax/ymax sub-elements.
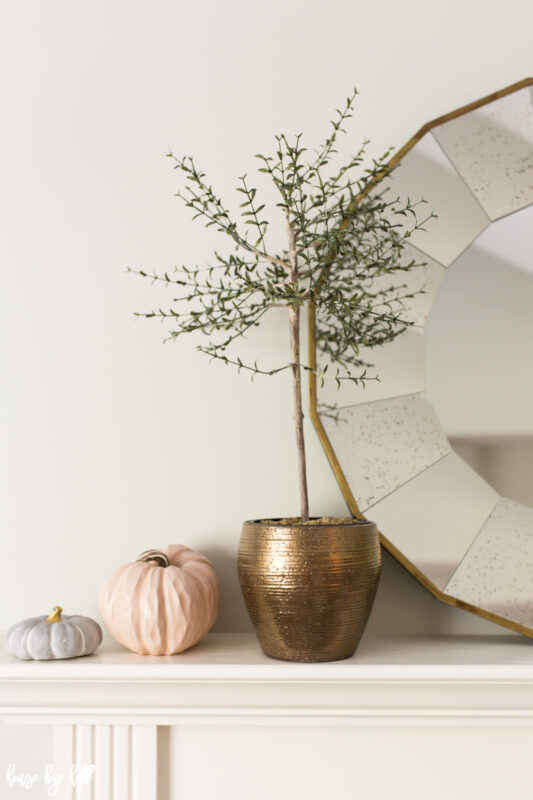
<box><xmin>45</xmin><ymin>606</ymin><xmax>63</xmax><ymax>624</ymax></box>
<box><xmin>136</xmin><ymin>549</ymin><xmax>170</xmax><ymax>568</ymax></box>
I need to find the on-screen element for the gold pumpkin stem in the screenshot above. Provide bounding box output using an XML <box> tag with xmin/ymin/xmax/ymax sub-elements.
<box><xmin>45</xmin><ymin>606</ymin><xmax>63</xmax><ymax>624</ymax></box>
<box><xmin>136</xmin><ymin>549</ymin><xmax>170</xmax><ymax>568</ymax></box>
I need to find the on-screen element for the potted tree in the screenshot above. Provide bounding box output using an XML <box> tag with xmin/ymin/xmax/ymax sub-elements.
<box><xmin>130</xmin><ymin>89</ymin><xmax>430</xmax><ymax>662</ymax></box>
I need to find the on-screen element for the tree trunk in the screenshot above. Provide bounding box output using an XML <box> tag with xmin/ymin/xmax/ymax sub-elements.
<box><xmin>285</xmin><ymin>209</ymin><xmax>309</xmax><ymax>522</ymax></box>
<box><xmin>289</xmin><ymin>304</ymin><xmax>309</xmax><ymax>521</ymax></box>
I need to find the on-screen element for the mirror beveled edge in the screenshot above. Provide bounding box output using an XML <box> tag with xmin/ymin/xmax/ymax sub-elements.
<box><xmin>307</xmin><ymin>77</ymin><xmax>533</xmax><ymax>639</ymax></box>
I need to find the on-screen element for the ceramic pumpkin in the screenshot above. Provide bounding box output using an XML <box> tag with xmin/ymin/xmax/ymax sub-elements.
<box><xmin>6</xmin><ymin>606</ymin><xmax>102</xmax><ymax>660</ymax></box>
<box><xmin>99</xmin><ymin>546</ymin><xmax>219</xmax><ymax>655</ymax></box>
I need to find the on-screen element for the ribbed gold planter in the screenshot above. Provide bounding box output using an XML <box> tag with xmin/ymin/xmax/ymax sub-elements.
<box><xmin>238</xmin><ymin>518</ymin><xmax>381</xmax><ymax>662</ymax></box>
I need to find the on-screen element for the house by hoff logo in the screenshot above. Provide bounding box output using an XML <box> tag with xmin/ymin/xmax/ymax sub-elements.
<box><xmin>5</xmin><ymin>764</ymin><xmax>95</xmax><ymax>796</ymax></box>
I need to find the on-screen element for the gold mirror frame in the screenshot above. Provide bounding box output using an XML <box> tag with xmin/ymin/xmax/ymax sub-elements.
<box><xmin>308</xmin><ymin>77</ymin><xmax>533</xmax><ymax>638</ymax></box>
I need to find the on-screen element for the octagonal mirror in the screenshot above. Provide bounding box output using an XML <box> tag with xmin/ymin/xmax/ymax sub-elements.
<box><xmin>310</xmin><ymin>78</ymin><xmax>533</xmax><ymax>636</ymax></box>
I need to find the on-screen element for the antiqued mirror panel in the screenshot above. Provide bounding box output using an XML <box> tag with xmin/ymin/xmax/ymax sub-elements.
<box><xmin>432</xmin><ymin>86</ymin><xmax>533</xmax><ymax>221</ymax></box>
<box><xmin>445</xmin><ymin>499</ymin><xmax>533</xmax><ymax>627</ymax></box>
<box><xmin>369</xmin><ymin>453</ymin><xmax>499</xmax><ymax>591</ymax></box>
<box><xmin>380</xmin><ymin>131</ymin><xmax>489</xmax><ymax>266</ymax></box>
<box><xmin>321</xmin><ymin>394</ymin><xmax>450</xmax><ymax>511</ymax></box>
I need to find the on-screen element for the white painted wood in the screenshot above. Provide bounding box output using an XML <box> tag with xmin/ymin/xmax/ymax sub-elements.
<box><xmin>112</xmin><ymin>725</ymin><xmax>130</xmax><ymax>800</ymax></box>
<box><xmin>74</xmin><ymin>724</ymin><xmax>94</xmax><ymax>800</ymax></box>
<box><xmin>171</xmin><ymin>725</ymin><xmax>533</xmax><ymax>800</ymax></box>
<box><xmin>3</xmin><ymin>630</ymin><xmax>533</xmax><ymax>677</ymax></box>
<box><xmin>3</xmin><ymin>633</ymin><xmax>533</xmax><ymax>726</ymax></box>
<box><xmin>52</xmin><ymin>723</ymin><xmax>156</xmax><ymax>799</ymax></box>
<box><xmin>94</xmin><ymin>725</ymin><xmax>112</xmax><ymax>800</ymax></box>
<box><xmin>131</xmin><ymin>725</ymin><xmax>158</xmax><ymax>800</ymax></box>
<box><xmin>7</xmin><ymin>634</ymin><xmax>533</xmax><ymax>798</ymax></box>
<box><xmin>53</xmin><ymin>724</ymin><xmax>75</xmax><ymax>800</ymax></box>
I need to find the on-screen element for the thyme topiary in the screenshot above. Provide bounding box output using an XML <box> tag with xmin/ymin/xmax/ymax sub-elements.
<box><xmin>130</xmin><ymin>88</ymin><xmax>433</xmax><ymax>521</ymax></box>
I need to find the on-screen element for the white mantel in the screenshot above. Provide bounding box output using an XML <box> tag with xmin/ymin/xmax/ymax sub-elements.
<box><xmin>2</xmin><ymin>633</ymin><xmax>533</xmax><ymax>799</ymax></box>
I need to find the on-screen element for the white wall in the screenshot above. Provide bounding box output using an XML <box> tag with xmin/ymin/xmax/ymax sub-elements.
<box><xmin>2</xmin><ymin>0</ymin><xmax>533</xmax><ymax>773</ymax></box>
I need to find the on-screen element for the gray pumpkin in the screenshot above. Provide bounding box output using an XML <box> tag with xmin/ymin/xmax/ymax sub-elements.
<box><xmin>6</xmin><ymin>606</ymin><xmax>102</xmax><ymax>660</ymax></box>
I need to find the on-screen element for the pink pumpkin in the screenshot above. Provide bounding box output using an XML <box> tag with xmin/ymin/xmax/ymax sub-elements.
<box><xmin>99</xmin><ymin>546</ymin><xmax>219</xmax><ymax>655</ymax></box>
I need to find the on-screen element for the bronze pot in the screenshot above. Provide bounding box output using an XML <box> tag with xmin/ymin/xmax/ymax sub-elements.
<box><xmin>238</xmin><ymin>518</ymin><xmax>381</xmax><ymax>662</ymax></box>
